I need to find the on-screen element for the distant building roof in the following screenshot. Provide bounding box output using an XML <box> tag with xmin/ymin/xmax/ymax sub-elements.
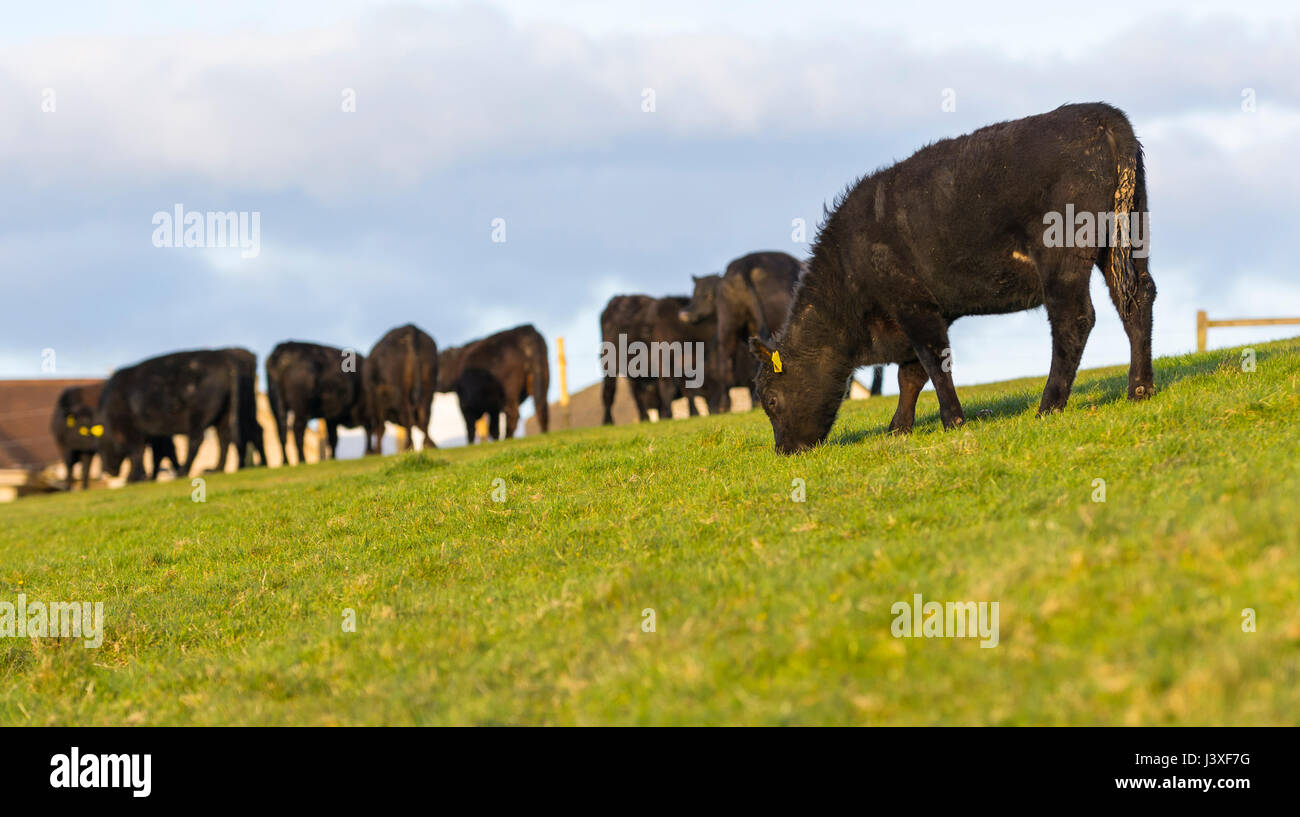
<box><xmin>0</xmin><ymin>379</ymin><xmax>103</xmax><ymax>469</ymax></box>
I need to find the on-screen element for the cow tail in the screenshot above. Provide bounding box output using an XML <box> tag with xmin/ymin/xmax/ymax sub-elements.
<box><xmin>227</xmin><ymin>357</ymin><xmax>241</xmax><ymax>462</ymax></box>
<box><xmin>1106</xmin><ymin>136</ymin><xmax>1145</xmax><ymax>323</ymax></box>
<box><xmin>533</xmin><ymin>331</ymin><xmax>550</xmax><ymax>432</ymax></box>
<box><xmin>740</xmin><ymin>266</ymin><xmax>773</xmax><ymax>340</ymax></box>
<box><xmin>404</xmin><ymin>327</ymin><xmax>420</xmax><ymax>420</ymax></box>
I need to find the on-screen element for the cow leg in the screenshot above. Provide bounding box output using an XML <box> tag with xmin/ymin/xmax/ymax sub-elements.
<box><xmin>895</xmin><ymin>306</ymin><xmax>964</xmax><ymax>429</ymax></box>
<box><xmin>276</xmin><ymin>410</ymin><xmax>292</xmax><ymax>465</ymax></box>
<box><xmin>530</xmin><ymin>370</ymin><xmax>550</xmax><ymax>432</ymax></box>
<box><xmin>629</xmin><ymin>381</ymin><xmax>652</xmax><ymax>422</ymax></box>
<box><xmin>80</xmin><ymin>451</ymin><xmax>93</xmax><ymax>489</ymax></box>
<box><xmin>503</xmin><ymin>398</ymin><xmax>520</xmax><ymax>439</ymax></box>
<box><xmin>214</xmin><ymin>425</ymin><xmax>231</xmax><ymax>472</ymax></box>
<box><xmin>870</xmin><ymin>365</ymin><xmax>884</xmax><ymax>397</ymax></box>
<box><xmin>888</xmin><ymin>360</ymin><xmax>930</xmax><ymax>434</ymax></box>
<box><xmin>489</xmin><ymin>410</ymin><xmax>501</xmax><ymax>440</ymax></box>
<box><xmin>1099</xmin><ymin>249</ymin><xmax>1157</xmax><ymax>401</ymax></box>
<box><xmin>418</xmin><ymin>400</ymin><xmax>435</xmax><ymax>450</ymax></box>
<box><xmin>182</xmin><ymin>430</ymin><xmax>204</xmax><ymax>476</ymax></box>
<box><xmin>600</xmin><ymin>375</ymin><xmax>617</xmax><ymax>425</ymax></box>
<box><xmin>1038</xmin><ymin>257</ymin><xmax>1096</xmax><ymax>415</ymax></box>
<box><xmin>656</xmin><ymin>379</ymin><xmax>677</xmax><ymax>420</ymax></box>
<box><xmin>292</xmin><ymin>416</ymin><xmax>309</xmax><ymax>465</ymax></box>
<box><xmin>249</xmin><ymin>420</ymin><xmax>267</xmax><ymax>467</ymax></box>
<box><xmin>62</xmin><ymin>449</ymin><xmax>76</xmax><ymax>490</ymax></box>
<box><xmin>127</xmin><ymin>444</ymin><xmax>148</xmax><ymax>483</ymax></box>
<box><xmin>325</xmin><ymin>420</ymin><xmax>339</xmax><ymax>459</ymax></box>
<box><xmin>463</xmin><ymin>409</ymin><xmax>477</xmax><ymax>444</ymax></box>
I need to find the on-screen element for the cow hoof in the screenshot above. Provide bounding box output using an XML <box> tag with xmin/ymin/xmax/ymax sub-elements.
<box><xmin>976</xmin><ymin>409</ymin><xmax>993</xmax><ymax>420</ymax></box>
<box><xmin>1130</xmin><ymin>384</ymin><xmax>1155</xmax><ymax>400</ymax></box>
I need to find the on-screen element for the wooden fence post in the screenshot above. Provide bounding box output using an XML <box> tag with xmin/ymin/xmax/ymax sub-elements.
<box><xmin>1197</xmin><ymin>310</ymin><xmax>1208</xmax><ymax>353</ymax></box>
<box><xmin>556</xmin><ymin>336</ymin><xmax>570</xmax><ymax>429</ymax></box>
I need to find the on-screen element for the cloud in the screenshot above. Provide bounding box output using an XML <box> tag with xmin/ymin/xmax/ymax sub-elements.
<box><xmin>4</xmin><ymin>7</ymin><xmax>1297</xmax><ymax>199</ymax></box>
<box><xmin>2</xmin><ymin>4</ymin><xmax>1298</xmax><ymax>398</ymax></box>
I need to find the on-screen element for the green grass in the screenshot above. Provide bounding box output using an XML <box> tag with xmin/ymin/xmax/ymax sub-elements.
<box><xmin>3</xmin><ymin>339</ymin><xmax>1299</xmax><ymax>725</ymax></box>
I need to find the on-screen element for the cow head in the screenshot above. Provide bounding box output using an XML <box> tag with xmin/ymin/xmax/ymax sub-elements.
<box><xmin>97</xmin><ymin>426</ymin><xmax>129</xmax><ymax>475</ymax></box>
<box><xmin>679</xmin><ymin>274</ymin><xmax>720</xmax><ymax>324</ymax></box>
<box><xmin>750</xmin><ymin>336</ymin><xmax>846</xmax><ymax>455</ymax></box>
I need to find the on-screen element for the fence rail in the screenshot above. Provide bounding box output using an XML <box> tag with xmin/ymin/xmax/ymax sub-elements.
<box><xmin>1196</xmin><ymin>310</ymin><xmax>1300</xmax><ymax>352</ymax></box>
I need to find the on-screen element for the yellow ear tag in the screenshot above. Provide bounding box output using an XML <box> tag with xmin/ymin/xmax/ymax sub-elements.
<box><xmin>79</xmin><ymin>427</ymin><xmax>89</xmax><ymax>436</ymax></box>
<box><xmin>771</xmin><ymin>350</ymin><xmax>783</xmax><ymax>373</ymax></box>
<box><xmin>66</xmin><ymin>415</ymin><xmax>76</xmax><ymax>427</ymax></box>
<box><xmin>91</xmin><ymin>424</ymin><xmax>104</xmax><ymax>437</ymax></box>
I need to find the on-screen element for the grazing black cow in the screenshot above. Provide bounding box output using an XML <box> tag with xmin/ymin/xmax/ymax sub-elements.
<box><xmin>364</xmin><ymin>324</ymin><xmax>438</xmax><ymax>452</ymax></box>
<box><xmin>678</xmin><ymin>274</ymin><xmax>769</xmax><ymax>412</ymax></box>
<box><xmin>599</xmin><ymin>295</ymin><xmax>718</xmax><ymax>423</ymax></box>
<box><xmin>50</xmin><ymin>384</ymin><xmax>103</xmax><ymax>490</ymax></box>
<box><xmin>214</xmin><ymin>347</ymin><xmax>268</xmax><ymax>471</ymax></box>
<box><xmin>437</xmin><ymin>324</ymin><xmax>550</xmax><ymax>440</ymax></box>
<box><xmin>453</xmin><ymin>368</ymin><xmax>506</xmax><ymax>444</ymax></box>
<box><xmin>98</xmin><ymin>350</ymin><xmax>241</xmax><ymax>480</ymax></box>
<box><xmin>53</xmin><ymin>384</ymin><xmax>186</xmax><ymax>487</ymax></box>
<box><xmin>645</xmin><ymin>296</ymin><xmax>718</xmax><ymax>418</ymax></box>
<box><xmin>600</xmin><ymin>295</ymin><xmax>658</xmax><ymax>424</ymax></box>
<box><xmin>266</xmin><ymin>341</ymin><xmax>372</xmax><ymax>463</ymax></box>
<box><xmin>750</xmin><ymin>103</ymin><xmax>1156</xmax><ymax>454</ymax></box>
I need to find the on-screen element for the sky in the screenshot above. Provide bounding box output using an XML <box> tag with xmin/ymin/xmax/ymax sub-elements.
<box><xmin>3</xmin><ymin>0</ymin><xmax>1299</xmax><ymax>416</ymax></box>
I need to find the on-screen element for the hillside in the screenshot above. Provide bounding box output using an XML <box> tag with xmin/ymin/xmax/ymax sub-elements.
<box><xmin>2</xmin><ymin>338</ymin><xmax>1298</xmax><ymax>725</ymax></box>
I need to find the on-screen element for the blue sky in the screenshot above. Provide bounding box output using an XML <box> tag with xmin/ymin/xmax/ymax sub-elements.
<box><xmin>3</xmin><ymin>1</ymin><xmax>1298</xmax><ymax>407</ymax></box>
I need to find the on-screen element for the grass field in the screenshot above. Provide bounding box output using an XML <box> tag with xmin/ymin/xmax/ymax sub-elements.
<box><xmin>3</xmin><ymin>338</ymin><xmax>1299</xmax><ymax>725</ymax></box>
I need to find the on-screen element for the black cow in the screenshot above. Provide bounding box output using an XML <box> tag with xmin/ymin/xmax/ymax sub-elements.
<box><xmin>51</xmin><ymin>384</ymin><xmax>103</xmax><ymax>489</ymax></box>
<box><xmin>53</xmin><ymin>384</ymin><xmax>185</xmax><ymax>487</ymax></box>
<box><xmin>599</xmin><ymin>295</ymin><xmax>718</xmax><ymax>423</ymax></box>
<box><xmin>750</xmin><ymin>103</ymin><xmax>1156</xmax><ymax>453</ymax></box>
<box><xmin>453</xmin><ymin>368</ymin><xmax>506</xmax><ymax>444</ymax></box>
<box><xmin>214</xmin><ymin>347</ymin><xmax>268</xmax><ymax>471</ymax></box>
<box><xmin>437</xmin><ymin>324</ymin><xmax>550</xmax><ymax>441</ymax></box>
<box><xmin>600</xmin><ymin>295</ymin><xmax>658</xmax><ymax>425</ymax></box>
<box><xmin>265</xmin><ymin>341</ymin><xmax>372</xmax><ymax>464</ymax></box>
<box><xmin>98</xmin><ymin>350</ymin><xmax>241</xmax><ymax>480</ymax></box>
<box><xmin>644</xmin><ymin>296</ymin><xmax>719</xmax><ymax>418</ymax></box>
<box><xmin>364</xmin><ymin>324</ymin><xmax>438</xmax><ymax>452</ymax></box>
<box><xmin>677</xmin><ymin>274</ymin><xmax>773</xmax><ymax>413</ymax></box>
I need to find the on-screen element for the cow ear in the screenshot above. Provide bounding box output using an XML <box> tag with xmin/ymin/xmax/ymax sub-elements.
<box><xmin>748</xmin><ymin>336</ymin><xmax>783</xmax><ymax>373</ymax></box>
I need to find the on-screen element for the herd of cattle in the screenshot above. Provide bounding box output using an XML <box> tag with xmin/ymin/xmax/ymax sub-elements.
<box><xmin>50</xmin><ymin>244</ymin><xmax>859</xmax><ymax>489</ymax></box>
<box><xmin>52</xmin><ymin>102</ymin><xmax>1160</xmax><ymax>480</ymax></box>
<box><xmin>602</xmin><ymin>250</ymin><xmax>882</xmax><ymax>423</ymax></box>
<box><xmin>51</xmin><ymin>323</ymin><xmax>553</xmax><ymax>488</ymax></box>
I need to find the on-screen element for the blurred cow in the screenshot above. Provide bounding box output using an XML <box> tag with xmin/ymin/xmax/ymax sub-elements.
<box><xmin>364</xmin><ymin>324</ymin><xmax>438</xmax><ymax>452</ymax></box>
<box><xmin>437</xmin><ymin>324</ymin><xmax>549</xmax><ymax>441</ymax></box>
<box><xmin>52</xmin><ymin>384</ymin><xmax>180</xmax><ymax>488</ymax></box>
<box><xmin>266</xmin><ymin>340</ymin><xmax>372</xmax><ymax>463</ymax></box>
<box><xmin>215</xmin><ymin>347</ymin><xmax>268</xmax><ymax>470</ymax></box>
<box><xmin>97</xmin><ymin>350</ymin><xmax>240</xmax><ymax>482</ymax></box>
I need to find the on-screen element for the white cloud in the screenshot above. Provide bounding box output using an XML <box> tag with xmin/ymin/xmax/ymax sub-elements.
<box><xmin>4</xmin><ymin>6</ymin><xmax>1297</xmax><ymax>201</ymax></box>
